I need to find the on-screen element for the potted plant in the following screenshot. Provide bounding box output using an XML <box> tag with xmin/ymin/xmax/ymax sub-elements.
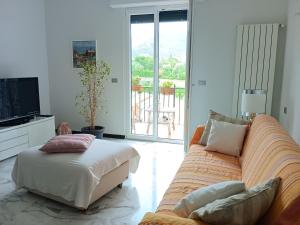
<box><xmin>132</xmin><ymin>77</ymin><xmax>143</xmax><ymax>92</ymax></box>
<box><xmin>75</xmin><ymin>60</ymin><xmax>111</xmax><ymax>139</ymax></box>
<box><xmin>160</xmin><ymin>80</ymin><xmax>175</xmax><ymax>95</ymax></box>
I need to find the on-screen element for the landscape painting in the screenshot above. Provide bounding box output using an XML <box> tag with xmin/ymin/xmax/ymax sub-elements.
<box><xmin>72</xmin><ymin>40</ymin><xmax>96</xmax><ymax>68</ymax></box>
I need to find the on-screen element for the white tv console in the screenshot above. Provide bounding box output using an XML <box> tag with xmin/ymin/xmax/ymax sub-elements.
<box><xmin>0</xmin><ymin>116</ymin><xmax>55</xmax><ymax>161</ymax></box>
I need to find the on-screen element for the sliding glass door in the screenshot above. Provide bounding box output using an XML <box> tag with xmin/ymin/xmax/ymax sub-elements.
<box><xmin>130</xmin><ymin>14</ymin><xmax>156</xmax><ymax>137</ymax></box>
<box><xmin>158</xmin><ymin>10</ymin><xmax>187</xmax><ymax>140</ymax></box>
<box><xmin>128</xmin><ymin>7</ymin><xmax>188</xmax><ymax>142</ymax></box>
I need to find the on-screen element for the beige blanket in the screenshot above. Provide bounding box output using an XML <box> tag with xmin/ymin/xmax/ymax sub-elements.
<box><xmin>12</xmin><ymin>139</ymin><xmax>140</xmax><ymax>208</ymax></box>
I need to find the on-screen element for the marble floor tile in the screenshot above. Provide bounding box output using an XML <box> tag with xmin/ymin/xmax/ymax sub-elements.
<box><xmin>0</xmin><ymin>139</ymin><xmax>184</xmax><ymax>225</ymax></box>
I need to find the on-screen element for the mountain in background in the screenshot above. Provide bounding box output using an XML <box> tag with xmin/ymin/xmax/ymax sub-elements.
<box><xmin>132</xmin><ymin>22</ymin><xmax>187</xmax><ymax>62</ymax></box>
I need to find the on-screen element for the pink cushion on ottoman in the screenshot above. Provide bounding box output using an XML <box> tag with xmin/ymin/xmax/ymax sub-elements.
<box><xmin>40</xmin><ymin>134</ymin><xmax>95</xmax><ymax>153</ymax></box>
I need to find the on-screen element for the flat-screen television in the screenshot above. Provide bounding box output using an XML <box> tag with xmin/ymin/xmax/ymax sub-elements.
<box><xmin>0</xmin><ymin>77</ymin><xmax>40</xmax><ymax>124</ymax></box>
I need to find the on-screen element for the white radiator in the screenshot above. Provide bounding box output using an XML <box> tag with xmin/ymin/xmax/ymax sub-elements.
<box><xmin>232</xmin><ymin>24</ymin><xmax>280</xmax><ymax>118</ymax></box>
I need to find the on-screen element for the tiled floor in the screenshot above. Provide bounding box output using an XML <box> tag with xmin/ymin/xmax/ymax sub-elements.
<box><xmin>132</xmin><ymin>122</ymin><xmax>184</xmax><ymax>140</ymax></box>
<box><xmin>0</xmin><ymin>139</ymin><xmax>185</xmax><ymax>225</ymax></box>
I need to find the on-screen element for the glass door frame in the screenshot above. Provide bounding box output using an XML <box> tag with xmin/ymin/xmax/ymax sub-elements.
<box><xmin>124</xmin><ymin>4</ymin><xmax>189</xmax><ymax>144</ymax></box>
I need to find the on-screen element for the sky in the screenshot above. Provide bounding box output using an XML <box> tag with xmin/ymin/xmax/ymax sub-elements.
<box><xmin>131</xmin><ymin>21</ymin><xmax>188</xmax><ymax>62</ymax></box>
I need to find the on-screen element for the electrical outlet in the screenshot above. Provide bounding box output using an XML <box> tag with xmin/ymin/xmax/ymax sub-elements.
<box><xmin>284</xmin><ymin>107</ymin><xmax>288</xmax><ymax>114</ymax></box>
<box><xmin>198</xmin><ymin>80</ymin><xmax>207</xmax><ymax>86</ymax></box>
<box><xmin>111</xmin><ymin>78</ymin><xmax>118</xmax><ymax>83</ymax></box>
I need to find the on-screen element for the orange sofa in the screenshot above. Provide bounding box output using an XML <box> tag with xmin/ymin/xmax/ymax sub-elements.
<box><xmin>139</xmin><ymin>115</ymin><xmax>300</xmax><ymax>225</ymax></box>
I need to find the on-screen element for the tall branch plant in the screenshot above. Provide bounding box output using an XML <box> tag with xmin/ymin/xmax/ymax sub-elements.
<box><xmin>75</xmin><ymin>60</ymin><xmax>111</xmax><ymax>129</ymax></box>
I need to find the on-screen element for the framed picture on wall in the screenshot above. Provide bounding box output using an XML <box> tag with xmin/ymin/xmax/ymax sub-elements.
<box><xmin>72</xmin><ymin>40</ymin><xmax>97</xmax><ymax>68</ymax></box>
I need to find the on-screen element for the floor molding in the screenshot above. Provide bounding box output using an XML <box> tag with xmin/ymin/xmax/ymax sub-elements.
<box><xmin>103</xmin><ymin>133</ymin><xmax>126</xmax><ymax>139</ymax></box>
<box><xmin>72</xmin><ymin>130</ymin><xmax>125</xmax><ymax>139</ymax></box>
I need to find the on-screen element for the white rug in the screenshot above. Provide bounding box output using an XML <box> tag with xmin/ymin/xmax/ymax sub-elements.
<box><xmin>0</xmin><ymin>181</ymin><xmax>140</xmax><ymax>225</ymax></box>
<box><xmin>0</xmin><ymin>157</ymin><xmax>141</xmax><ymax>225</ymax></box>
<box><xmin>0</xmin><ymin>141</ymin><xmax>184</xmax><ymax>225</ymax></box>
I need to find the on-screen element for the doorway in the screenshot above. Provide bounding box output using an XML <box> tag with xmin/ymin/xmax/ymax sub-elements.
<box><xmin>127</xmin><ymin>7</ymin><xmax>188</xmax><ymax>142</ymax></box>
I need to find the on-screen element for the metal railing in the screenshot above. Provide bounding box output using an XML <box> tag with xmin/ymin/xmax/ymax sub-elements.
<box><xmin>131</xmin><ymin>85</ymin><xmax>185</xmax><ymax>125</ymax></box>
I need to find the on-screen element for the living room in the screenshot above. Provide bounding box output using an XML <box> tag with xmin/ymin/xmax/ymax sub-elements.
<box><xmin>0</xmin><ymin>0</ymin><xmax>299</xmax><ymax>224</ymax></box>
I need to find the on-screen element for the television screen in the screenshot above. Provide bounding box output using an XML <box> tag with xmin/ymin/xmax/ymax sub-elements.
<box><xmin>0</xmin><ymin>77</ymin><xmax>40</xmax><ymax>122</ymax></box>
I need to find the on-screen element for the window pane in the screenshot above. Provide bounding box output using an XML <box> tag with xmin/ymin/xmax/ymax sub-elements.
<box><xmin>130</xmin><ymin>15</ymin><xmax>155</xmax><ymax>136</ymax></box>
<box><xmin>158</xmin><ymin>13</ymin><xmax>187</xmax><ymax>140</ymax></box>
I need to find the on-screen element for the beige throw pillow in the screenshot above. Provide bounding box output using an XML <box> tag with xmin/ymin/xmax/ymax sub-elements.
<box><xmin>199</xmin><ymin>110</ymin><xmax>249</xmax><ymax>146</ymax></box>
<box><xmin>189</xmin><ymin>177</ymin><xmax>281</xmax><ymax>225</ymax></box>
<box><xmin>205</xmin><ymin>120</ymin><xmax>248</xmax><ymax>157</ymax></box>
<box><xmin>173</xmin><ymin>181</ymin><xmax>245</xmax><ymax>218</ymax></box>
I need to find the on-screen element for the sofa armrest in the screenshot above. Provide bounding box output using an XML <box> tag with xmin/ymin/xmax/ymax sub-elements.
<box><xmin>139</xmin><ymin>212</ymin><xmax>208</xmax><ymax>225</ymax></box>
<box><xmin>189</xmin><ymin>125</ymin><xmax>206</xmax><ymax>147</ymax></box>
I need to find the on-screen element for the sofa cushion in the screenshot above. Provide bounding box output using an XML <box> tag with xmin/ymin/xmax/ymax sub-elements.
<box><xmin>156</xmin><ymin>144</ymin><xmax>242</xmax><ymax>215</ymax></box>
<box><xmin>205</xmin><ymin>120</ymin><xmax>248</xmax><ymax>156</ymax></box>
<box><xmin>199</xmin><ymin>110</ymin><xmax>249</xmax><ymax>146</ymax></box>
<box><xmin>139</xmin><ymin>212</ymin><xmax>207</xmax><ymax>225</ymax></box>
<box><xmin>173</xmin><ymin>180</ymin><xmax>245</xmax><ymax>218</ymax></box>
<box><xmin>189</xmin><ymin>177</ymin><xmax>281</xmax><ymax>225</ymax></box>
<box><xmin>240</xmin><ymin>115</ymin><xmax>300</xmax><ymax>224</ymax></box>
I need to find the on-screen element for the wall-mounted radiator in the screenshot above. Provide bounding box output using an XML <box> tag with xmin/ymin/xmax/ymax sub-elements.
<box><xmin>232</xmin><ymin>24</ymin><xmax>280</xmax><ymax>118</ymax></box>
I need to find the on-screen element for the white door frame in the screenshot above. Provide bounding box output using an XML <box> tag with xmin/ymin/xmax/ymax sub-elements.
<box><xmin>124</xmin><ymin>4</ymin><xmax>189</xmax><ymax>144</ymax></box>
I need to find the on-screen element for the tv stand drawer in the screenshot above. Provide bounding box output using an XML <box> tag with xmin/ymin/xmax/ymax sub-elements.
<box><xmin>0</xmin><ymin>135</ymin><xmax>29</xmax><ymax>152</ymax></box>
<box><xmin>0</xmin><ymin>116</ymin><xmax>55</xmax><ymax>161</ymax></box>
<box><xmin>0</xmin><ymin>127</ymin><xmax>28</xmax><ymax>142</ymax></box>
<box><xmin>0</xmin><ymin>143</ymin><xmax>29</xmax><ymax>161</ymax></box>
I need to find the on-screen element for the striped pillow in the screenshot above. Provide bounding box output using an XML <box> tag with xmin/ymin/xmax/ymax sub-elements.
<box><xmin>199</xmin><ymin>110</ymin><xmax>249</xmax><ymax>146</ymax></box>
<box><xmin>189</xmin><ymin>177</ymin><xmax>281</xmax><ymax>225</ymax></box>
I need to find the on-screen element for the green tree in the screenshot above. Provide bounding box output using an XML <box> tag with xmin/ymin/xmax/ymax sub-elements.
<box><xmin>132</xmin><ymin>56</ymin><xmax>154</xmax><ymax>78</ymax></box>
<box><xmin>132</xmin><ymin>55</ymin><xmax>186</xmax><ymax>80</ymax></box>
<box><xmin>159</xmin><ymin>56</ymin><xmax>186</xmax><ymax>80</ymax></box>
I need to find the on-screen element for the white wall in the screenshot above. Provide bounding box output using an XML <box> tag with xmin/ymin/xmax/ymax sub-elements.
<box><xmin>0</xmin><ymin>0</ymin><xmax>50</xmax><ymax>114</ymax></box>
<box><xmin>45</xmin><ymin>0</ymin><xmax>126</xmax><ymax>134</ymax></box>
<box><xmin>188</xmin><ymin>0</ymin><xmax>288</xmax><ymax>139</ymax></box>
<box><xmin>45</xmin><ymin>0</ymin><xmax>289</xmax><ymax>138</ymax></box>
<box><xmin>279</xmin><ymin>0</ymin><xmax>300</xmax><ymax>144</ymax></box>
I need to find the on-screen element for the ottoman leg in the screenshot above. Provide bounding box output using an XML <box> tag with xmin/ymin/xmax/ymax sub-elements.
<box><xmin>80</xmin><ymin>208</ymin><xmax>88</xmax><ymax>214</ymax></box>
<box><xmin>117</xmin><ymin>183</ymin><xmax>123</xmax><ymax>188</ymax></box>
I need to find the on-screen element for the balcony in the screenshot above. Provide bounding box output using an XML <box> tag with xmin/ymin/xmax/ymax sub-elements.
<box><xmin>131</xmin><ymin>84</ymin><xmax>185</xmax><ymax>140</ymax></box>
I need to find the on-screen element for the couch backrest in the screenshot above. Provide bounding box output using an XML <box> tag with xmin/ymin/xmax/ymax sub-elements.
<box><xmin>240</xmin><ymin>115</ymin><xmax>300</xmax><ymax>224</ymax></box>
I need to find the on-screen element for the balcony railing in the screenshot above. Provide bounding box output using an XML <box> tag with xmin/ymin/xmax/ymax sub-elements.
<box><xmin>131</xmin><ymin>85</ymin><xmax>185</xmax><ymax>126</ymax></box>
